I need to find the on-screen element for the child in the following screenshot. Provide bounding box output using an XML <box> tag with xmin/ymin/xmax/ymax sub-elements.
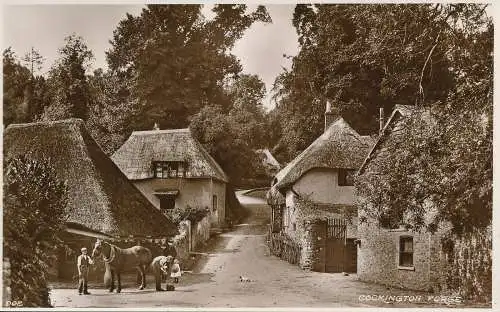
<box><xmin>170</xmin><ymin>259</ymin><xmax>181</xmax><ymax>283</ymax></box>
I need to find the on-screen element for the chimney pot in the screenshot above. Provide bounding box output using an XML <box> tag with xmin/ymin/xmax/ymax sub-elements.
<box><xmin>324</xmin><ymin>100</ymin><xmax>337</xmax><ymax>132</ymax></box>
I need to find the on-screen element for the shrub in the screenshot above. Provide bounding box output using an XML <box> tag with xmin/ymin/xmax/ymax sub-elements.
<box><xmin>168</xmin><ymin>205</ymin><xmax>209</xmax><ymax>225</ymax></box>
<box><xmin>3</xmin><ymin>155</ymin><xmax>68</xmax><ymax>307</ymax></box>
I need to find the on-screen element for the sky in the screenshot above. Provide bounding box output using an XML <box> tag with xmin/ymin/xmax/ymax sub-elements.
<box><xmin>2</xmin><ymin>4</ymin><xmax>299</xmax><ymax>110</ymax></box>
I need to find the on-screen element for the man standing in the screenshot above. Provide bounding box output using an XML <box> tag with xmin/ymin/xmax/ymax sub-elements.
<box><xmin>77</xmin><ymin>247</ymin><xmax>94</xmax><ymax>295</ymax></box>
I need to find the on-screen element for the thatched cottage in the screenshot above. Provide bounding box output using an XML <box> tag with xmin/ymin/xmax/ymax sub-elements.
<box><xmin>268</xmin><ymin>102</ymin><xmax>374</xmax><ymax>273</ymax></box>
<box><xmin>256</xmin><ymin>148</ymin><xmax>281</xmax><ymax>176</ymax></box>
<box><xmin>3</xmin><ymin>119</ymin><xmax>177</xmax><ymax>277</ymax></box>
<box><xmin>112</xmin><ymin>128</ymin><xmax>229</xmax><ymax>228</ymax></box>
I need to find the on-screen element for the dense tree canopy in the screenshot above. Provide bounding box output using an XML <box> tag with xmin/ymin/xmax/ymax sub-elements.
<box><xmin>270</xmin><ymin>4</ymin><xmax>489</xmax><ymax>161</ymax></box>
<box><xmin>3</xmin><ymin>48</ymin><xmax>32</xmax><ymax>125</ymax></box>
<box><xmin>41</xmin><ymin>34</ymin><xmax>94</xmax><ymax>121</ymax></box>
<box><xmin>106</xmin><ymin>4</ymin><xmax>271</xmax><ymax>131</ymax></box>
<box><xmin>190</xmin><ymin>74</ymin><xmax>270</xmax><ymax>185</ymax></box>
<box><xmin>353</xmin><ymin>4</ymin><xmax>492</xmax><ymax>235</ymax></box>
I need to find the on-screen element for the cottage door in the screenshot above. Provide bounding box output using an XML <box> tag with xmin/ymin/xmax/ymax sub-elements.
<box><xmin>324</xmin><ymin>218</ymin><xmax>346</xmax><ymax>273</ymax></box>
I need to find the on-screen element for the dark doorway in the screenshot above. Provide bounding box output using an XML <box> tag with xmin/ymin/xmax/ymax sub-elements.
<box><xmin>324</xmin><ymin>218</ymin><xmax>347</xmax><ymax>273</ymax></box>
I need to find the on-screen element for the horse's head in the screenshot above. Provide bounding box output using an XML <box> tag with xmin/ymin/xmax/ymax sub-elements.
<box><xmin>92</xmin><ymin>239</ymin><xmax>105</xmax><ymax>258</ymax></box>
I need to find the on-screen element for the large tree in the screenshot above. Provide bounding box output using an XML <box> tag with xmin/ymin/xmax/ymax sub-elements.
<box><xmin>106</xmin><ymin>4</ymin><xmax>271</xmax><ymax>132</ymax></box>
<box><xmin>3</xmin><ymin>48</ymin><xmax>31</xmax><ymax>125</ymax></box>
<box><xmin>354</xmin><ymin>3</ymin><xmax>492</xmax><ymax>235</ymax></box>
<box><xmin>42</xmin><ymin>34</ymin><xmax>94</xmax><ymax>121</ymax></box>
<box><xmin>271</xmin><ymin>4</ymin><xmax>471</xmax><ymax>162</ymax></box>
<box><xmin>227</xmin><ymin>74</ymin><xmax>269</xmax><ymax>148</ymax></box>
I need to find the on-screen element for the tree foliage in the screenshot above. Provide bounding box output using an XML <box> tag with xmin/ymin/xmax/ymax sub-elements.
<box><xmin>106</xmin><ymin>4</ymin><xmax>271</xmax><ymax>131</ymax></box>
<box><xmin>190</xmin><ymin>74</ymin><xmax>271</xmax><ymax>185</ymax></box>
<box><xmin>3</xmin><ymin>155</ymin><xmax>68</xmax><ymax>307</ymax></box>
<box><xmin>354</xmin><ymin>4</ymin><xmax>492</xmax><ymax>235</ymax></box>
<box><xmin>3</xmin><ymin>48</ymin><xmax>51</xmax><ymax>126</ymax></box>
<box><xmin>270</xmin><ymin>4</ymin><xmax>489</xmax><ymax>161</ymax></box>
<box><xmin>3</xmin><ymin>48</ymin><xmax>32</xmax><ymax>125</ymax></box>
<box><xmin>41</xmin><ymin>34</ymin><xmax>94</xmax><ymax>121</ymax></box>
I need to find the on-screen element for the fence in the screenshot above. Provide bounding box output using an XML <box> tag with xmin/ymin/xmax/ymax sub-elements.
<box><xmin>267</xmin><ymin>226</ymin><xmax>301</xmax><ymax>265</ymax></box>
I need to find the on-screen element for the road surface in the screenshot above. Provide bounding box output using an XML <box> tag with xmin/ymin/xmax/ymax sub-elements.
<box><xmin>50</xmin><ymin>191</ymin><xmax>450</xmax><ymax>308</ymax></box>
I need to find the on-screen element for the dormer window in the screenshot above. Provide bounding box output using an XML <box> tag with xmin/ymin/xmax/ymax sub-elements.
<box><xmin>153</xmin><ymin>161</ymin><xmax>186</xmax><ymax>178</ymax></box>
<box><xmin>338</xmin><ymin>168</ymin><xmax>355</xmax><ymax>186</ymax></box>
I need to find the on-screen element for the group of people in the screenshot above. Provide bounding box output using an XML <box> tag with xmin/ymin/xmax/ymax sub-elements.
<box><xmin>77</xmin><ymin>246</ymin><xmax>181</xmax><ymax>295</ymax></box>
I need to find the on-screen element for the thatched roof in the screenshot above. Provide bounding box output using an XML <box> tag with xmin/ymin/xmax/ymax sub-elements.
<box><xmin>256</xmin><ymin>148</ymin><xmax>281</xmax><ymax>170</ymax></box>
<box><xmin>3</xmin><ymin>119</ymin><xmax>177</xmax><ymax>238</ymax></box>
<box><xmin>358</xmin><ymin>104</ymin><xmax>418</xmax><ymax>175</ymax></box>
<box><xmin>112</xmin><ymin>128</ymin><xmax>228</xmax><ymax>182</ymax></box>
<box><xmin>274</xmin><ymin>117</ymin><xmax>374</xmax><ymax>192</ymax></box>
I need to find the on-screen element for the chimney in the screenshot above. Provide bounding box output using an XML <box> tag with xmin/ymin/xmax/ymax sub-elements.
<box><xmin>379</xmin><ymin>108</ymin><xmax>384</xmax><ymax>135</ymax></box>
<box><xmin>324</xmin><ymin>100</ymin><xmax>337</xmax><ymax>132</ymax></box>
<box><xmin>153</xmin><ymin>122</ymin><xmax>160</xmax><ymax>130</ymax></box>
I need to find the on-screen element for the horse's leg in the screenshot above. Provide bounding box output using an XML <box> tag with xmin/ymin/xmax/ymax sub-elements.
<box><xmin>109</xmin><ymin>269</ymin><xmax>115</xmax><ymax>293</ymax></box>
<box><xmin>116</xmin><ymin>271</ymin><xmax>121</xmax><ymax>293</ymax></box>
<box><xmin>142</xmin><ymin>264</ymin><xmax>147</xmax><ymax>289</ymax></box>
<box><xmin>137</xmin><ymin>265</ymin><xmax>145</xmax><ymax>290</ymax></box>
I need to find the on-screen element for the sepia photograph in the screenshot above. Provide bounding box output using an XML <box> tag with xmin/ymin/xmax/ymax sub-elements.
<box><xmin>1</xmin><ymin>2</ymin><xmax>494</xmax><ymax>309</ymax></box>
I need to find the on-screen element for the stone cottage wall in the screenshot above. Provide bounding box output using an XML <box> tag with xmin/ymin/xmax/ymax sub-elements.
<box><xmin>300</xmin><ymin>221</ymin><xmax>327</xmax><ymax>271</ymax></box>
<box><xmin>285</xmin><ymin>196</ymin><xmax>357</xmax><ymax>272</ymax></box>
<box><xmin>357</xmin><ymin>219</ymin><xmax>440</xmax><ymax>291</ymax></box>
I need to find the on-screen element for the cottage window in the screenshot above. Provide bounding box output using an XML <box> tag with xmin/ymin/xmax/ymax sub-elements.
<box><xmin>338</xmin><ymin>169</ymin><xmax>355</xmax><ymax>186</ymax></box>
<box><xmin>212</xmin><ymin>195</ymin><xmax>218</xmax><ymax>212</ymax></box>
<box><xmin>155</xmin><ymin>165</ymin><xmax>163</xmax><ymax>178</ymax></box>
<box><xmin>160</xmin><ymin>197</ymin><xmax>175</xmax><ymax>211</ymax></box>
<box><xmin>399</xmin><ymin>236</ymin><xmax>414</xmax><ymax>267</ymax></box>
<box><xmin>153</xmin><ymin>161</ymin><xmax>185</xmax><ymax>178</ymax></box>
<box><xmin>177</xmin><ymin>163</ymin><xmax>185</xmax><ymax>177</ymax></box>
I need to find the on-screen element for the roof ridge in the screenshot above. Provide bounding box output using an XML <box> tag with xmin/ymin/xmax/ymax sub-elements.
<box><xmin>6</xmin><ymin>118</ymin><xmax>84</xmax><ymax>130</ymax></box>
<box><xmin>132</xmin><ymin>128</ymin><xmax>190</xmax><ymax>135</ymax></box>
<box><xmin>112</xmin><ymin>126</ymin><xmax>228</xmax><ymax>182</ymax></box>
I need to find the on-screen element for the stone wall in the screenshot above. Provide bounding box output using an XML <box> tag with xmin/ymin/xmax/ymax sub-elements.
<box><xmin>300</xmin><ymin>221</ymin><xmax>326</xmax><ymax>271</ymax></box>
<box><xmin>282</xmin><ymin>197</ymin><xmax>357</xmax><ymax>272</ymax></box>
<box><xmin>190</xmin><ymin>215</ymin><xmax>211</xmax><ymax>250</ymax></box>
<box><xmin>357</xmin><ymin>219</ymin><xmax>444</xmax><ymax>291</ymax></box>
<box><xmin>172</xmin><ymin>221</ymin><xmax>190</xmax><ymax>263</ymax></box>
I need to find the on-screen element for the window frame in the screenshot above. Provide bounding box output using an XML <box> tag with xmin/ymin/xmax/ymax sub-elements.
<box><xmin>153</xmin><ymin>161</ymin><xmax>186</xmax><ymax>178</ymax></box>
<box><xmin>159</xmin><ymin>196</ymin><xmax>176</xmax><ymax>212</ymax></box>
<box><xmin>338</xmin><ymin>168</ymin><xmax>355</xmax><ymax>186</ymax></box>
<box><xmin>398</xmin><ymin>235</ymin><xmax>414</xmax><ymax>269</ymax></box>
<box><xmin>212</xmin><ymin>194</ymin><xmax>218</xmax><ymax>212</ymax></box>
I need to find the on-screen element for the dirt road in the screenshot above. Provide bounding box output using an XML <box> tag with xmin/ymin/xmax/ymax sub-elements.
<box><xmin>50</xmin><ymin>192</ymin><xmax>446</xmax><ymax>308</ymax></box>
